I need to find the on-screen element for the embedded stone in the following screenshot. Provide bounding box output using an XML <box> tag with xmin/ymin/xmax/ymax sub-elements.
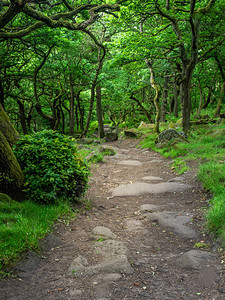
<box><xmin>111</xmin><ymin>182</ymin><xmax>193</xmax><ymax>197</ymax></box>
<box><xmin>177</xmin><ymin>250</ymin><xmax>216</xmax><ymax>270</ymax></box>
<box><xmin>91</xmin><ymin>226</ymin><xmax>117</xmax><ymax>240</ymax></box>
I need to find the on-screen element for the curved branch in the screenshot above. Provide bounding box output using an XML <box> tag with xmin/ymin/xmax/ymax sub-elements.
<box><xmin>0</xmin><ymin>2</ymin><xmax>121</xmax><ymax>39</ymax></box>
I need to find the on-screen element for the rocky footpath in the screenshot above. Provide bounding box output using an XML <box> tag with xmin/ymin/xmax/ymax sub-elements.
<box><xmin>0</xmin><ymin>138</ymin><xmax>224</xmax><ymax>300</ymax></box>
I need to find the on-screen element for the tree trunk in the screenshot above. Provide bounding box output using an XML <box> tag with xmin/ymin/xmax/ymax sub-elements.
<box><xmin>81</xmin><ymin>44</ymin><xmax>105</xmax><ymax>137</ymax></box>
<box><xmin>181</xmin><ymin>74</ymin><xmax>192</xmax><ymax>132</ymax></box>
<box><xmin>214</xmin><ymin>82</ymin><xmax>225</xmax><ymax>117</ymax></box>
<box><xmin>197</xmin><ymin>79</ymin><xmax>203</xmax><ymax>118</ymax></box>
<box><xmin>17</xmin><ymin>100</ymin><xmax>28</xmax><ymax>135</ymax></box>
<box><xmin>202</xmin><ymin>84</ymin><xmax>213</xmax><ymax>109</ymax></box>
<box><xmin>160</xmin><ymin>72</ymin><xmax>169</xmax><ymax>122</ymax></box>
<box><xmin>0</xmin><ymin>104</ymin><xmax>20</xmax><ymax>147</ymax></box>
<box><xmin>173</xmin><ymin>78</ymin><xmax>179</xmax><ymax>118</ymax></box>
<box><xmin>76</xmin><ymin>92</ymin><xmax>84</xmax><ymax>131</ymax></box>
<box><xmin>96</xmin><ymin>85</ymin><xmax>105</xmax><ymax>139</ymax></box>
<box><xmin>69</xmin><ymin>78</ymin><xmax>75</xmax><ymax>136</ymax></box>
<box><xmin>0</xmin><ymin>131</ymin><xmax>24</xmax><ymax>200</ymax></box>
<box><xmin>82</xmin><ymin>84</ymin><xmax>95</xmax><ymax>137</ymax></box>
<box><xmin>145</xmin><ymin>59</ymin><xmax>161</xmax><ymax>133</ymax></box>
<box><xmin>60</xmin><ymin>103</ymin><xmax>65</xmax><ymax>134</ymax></box>
<box><xmin>0</xmin><ymin>80</ymin><xmax>4</xmax><ymax>109</ymax></box>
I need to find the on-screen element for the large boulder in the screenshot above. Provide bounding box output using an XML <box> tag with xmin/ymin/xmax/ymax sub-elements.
<box><xmin>155</xmin><ymin>129</ymin><xmax>188</xmax><ymax>148</ymax></box>
<box><xmin>138</xmin><ymin>122</ymin><xmax>155</xmax><ymax>130</ymax></box>
<box><xmin>105</xmin><ymin>131</ymin><xmax>118</xmax><ymax>142</ymax></box>
<box><xmin>124</xmin><ymin>130</ymin><xmax>138</xmax><ymax>138</ymax></box>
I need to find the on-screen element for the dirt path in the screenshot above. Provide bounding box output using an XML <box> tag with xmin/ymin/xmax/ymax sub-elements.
<box><xmin>1</xmin><ymin>138</ymin><xmax>225</xmax><ymax>300</ymax></box>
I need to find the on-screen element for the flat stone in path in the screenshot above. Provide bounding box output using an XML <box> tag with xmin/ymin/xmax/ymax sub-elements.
<box><xmin>145</xmin><ymin>211</ymin><xmax>198</xmax><ymax>239</ymax></box>
<box><xmin>141</xmin><ymin>176</ymin><xmax>163</xmax><ymax>181</ymax></box>
<box><xmin>70</xmin><ymin>289</ymin><xmax>82</xmax><ymax>298</ymax></box>
<box><xmin>168</xmin><ymin>176</ymin><xmax>186</xmax><ymax>183</ymax></box>
<box><xmin>117</xmin><ymin>160</ymin><xmax>142</xmax><ymax>166</ymax></box>
<box><xmin>177</xmin><ymin>250</ymin><xmax>216</xmax><ymax>270</ymax></box>
<box><xmin>111</xmin><ymin>182</ymin><xmax>193</xmax><ymax>197</ymax></box>
<box><xmin>68</xmin><ymin>228</ymin><xmax>133</xmax><ymax>277</ymax></box>
<box><xmin>125</xmin><ymin>218</ymin><xmax>143</xmax><ymax>231</ymax></box>
<box><xmin>112</xmin><ymin>153</ymin><xmax>131</xmax><ymax>160</ymax></box>
<box><xmin>68</xmin><ymin>253</ymin><xmax>133</xmax><ymax>277</ymax></box>
<box><xmin>139</xmin><ymin>204</ymin><xmax>161</xmax><ymax>213</ymax></box>
<box><xmin>148</xmin><ymin>159</ymin><xmax>163</xmax><ymax>163</ymax></box>
<box><xmin>102</xmin><ymin>273</ymin><xmax>122</xmax><ymax>282</ymax></box>
<box><xmin>91</xmin><ymin>226</ymin><xmax>117</xmax><ymax>240</ymax></box>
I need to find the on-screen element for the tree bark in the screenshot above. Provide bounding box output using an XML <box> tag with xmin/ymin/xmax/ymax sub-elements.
<box><xmin>197</xmin><ymin>79</ymin><xmax>203</xmax><ymax>118</ymax></box>
<box><xmin>0</xmin><ymin>103</ymin><xmax>24</xmax><ymax>199</ymax></box>
<box><xmin>96</xmin><ymin>85</ymin><xmax>105</xmax><ymax>139</ymax></box>
<box><xmin>69</xmin><ymin>76</ymin><xmax>75</xmax><ymax>136</ymax></box>
<box><xmin>173</xmin><ymin>78</ymin><xmax>179</xmax><ymax>118</ymax></box>
<box><xmin>0</xmin><ymin>129</ymin><xmax>24</xmax><ymax>200</ymax></box>
<box><xmin>17</xmin><ymin>100</ymin><xmax>28</xmax><ymax>135</ymax></box>
<box><xmin>0</xmin><ymin>104</ymin><xmax>20</xmax><ymax>147</ymax></box>
<box><xmin>214</xmin><ymin>82</ymin><xmax>225</xmax><ymax>117</ymax></box>
<box><xmin>160</xmin><ymin>72</ymin><xmax>169</xmax><ymax>122</ymax></box>
<box><xmin>202</xmin><ymin>84</ymin><xmax>213</xmax><ymax>109</ymax></box>
<box><xmin>76</xmin><ymin>91</ymin><xmax>84</xmax><ymax>131</ymax></box>
<box><xmin>81</xmin><ymin>36</ymin><xmax>106</xmax><ymax>137</ymax></box>
<box><xmin>145</xmin><ymin>59</ymin><xmax>161</xmax><ymax>133</ymax></box>
<box><xmin>181</xmin><ymin>74</ymin><xmax>192</xmax><ymax>132</ymax></box>
<box><xmin>0</xmin><ymin>80</ymin><xmax>4</xmax><ymax>109</ymax></box>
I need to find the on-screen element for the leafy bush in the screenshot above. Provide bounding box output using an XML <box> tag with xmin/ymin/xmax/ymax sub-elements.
<box><xmin>14</xmin><ymin>130</ymin><xmax>89</xmax><ymax>204</ymax></box>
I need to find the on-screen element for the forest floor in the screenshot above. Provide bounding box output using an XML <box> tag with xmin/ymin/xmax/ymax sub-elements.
<box><xmin>1</xmin><ymin>138</ymin><xmax>225</xmax><ymax>300</ymax></box>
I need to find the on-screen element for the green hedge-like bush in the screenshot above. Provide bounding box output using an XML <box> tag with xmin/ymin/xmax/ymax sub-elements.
<box><xmin>14</xmin><ymin>130</ymin><xmax>89</xmax><ymax>204</ymax></box>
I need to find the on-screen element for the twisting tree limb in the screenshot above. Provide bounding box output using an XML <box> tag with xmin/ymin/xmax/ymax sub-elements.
<box><xmin>0</xmin><ymin>1</ymin><xmax>123</xmax><ymax>39</ymax></box>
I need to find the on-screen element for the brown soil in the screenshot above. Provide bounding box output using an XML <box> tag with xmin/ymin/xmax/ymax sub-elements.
<box><xmin>1</xmin><ymin>138</ymin><xmax>225</xmax><ymax>300</ymax></box>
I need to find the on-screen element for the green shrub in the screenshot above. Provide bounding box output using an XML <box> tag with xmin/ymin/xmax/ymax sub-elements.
<box><xmin>14</xmin><ymin>130</ymin><xmax>89</xmax><ymax>204</ymax></box>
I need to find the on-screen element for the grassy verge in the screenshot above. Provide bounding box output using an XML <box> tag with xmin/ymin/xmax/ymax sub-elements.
<box><xmin>140</xmin><ymin>123</ymin><xmax>225</xmax><ymax>245</ymax></box>
<box><xmin>0</xmin><ymin>195</ymin><xmax>76</xmax><ymax>277</ymax></box>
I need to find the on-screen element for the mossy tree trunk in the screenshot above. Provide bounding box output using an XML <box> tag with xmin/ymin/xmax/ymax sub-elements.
<box><xmin>81</xmin><ymin>34</ymin><xmax>105</xmax><ymax>138</ymax></box>
<box><xmin>145</xmin><ymin>59</ymin><xmax>161</xmax><ymax>133</ymax></box>
<box><xmin>214</xmin><ymin>82</ymin><xmax>224</xmax><ymax>117</ymax></box>
<box><xmin>173</xmin><ymin>78</ymin><xmax>179</xmax><ymax>118</ymax></box>
<box><xmin>96</xmin><ymin>85</ymin><xmax>105</xmax><ymax>139</ymax></box>
<box><xmin>0</xmin><ymin>104</ymin><xmax>24</xmax><ymax>200</ymax></box>
<box><xmin>160</xmin><ymin>72</ymin><xmax>169</xmax><ymax>122</ymax></box>
<box><xmin>0</xmin><ymin>104</ymin><xmax>20</xmax><ymax>147</ymax></box>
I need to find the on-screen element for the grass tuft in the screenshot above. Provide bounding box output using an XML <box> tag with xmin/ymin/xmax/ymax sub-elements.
<box><xmin>0</xmin><ymin>196</ymin><xmax>74</xmax><ymax>276</ymax></box>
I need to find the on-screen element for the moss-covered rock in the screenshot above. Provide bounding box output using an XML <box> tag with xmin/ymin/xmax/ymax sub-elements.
<box><xmin>99</xmin><ymin>146</ymin><xmax>116</xmax><ymax>156</ymax></box>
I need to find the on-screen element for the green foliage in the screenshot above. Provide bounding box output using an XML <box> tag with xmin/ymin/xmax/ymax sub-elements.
<box><xmin>194</xmin><ymin>242</ymin><xmax>208</xmax><ymax>249</ymax></box>
<box><xmin>88</xmin><ymin>152</ymin><xmax>104</xmax><ymax>164</ymax></box>
<box><xmin>198</xmin><ymin>162</ymin><xmax>225</xmax><ymax>238</ymax></box>
<box><xmin>0</xmin><ymin>195</ymin><xmax>74</xmax><ymax>276</ymax></box>
<box><xmin>99</xmin><ymin>146</ymin><xmax>116</xmax><ymax>156</ymax></box>
<box><xmin>171</xmin><ymin>159</ymin><xmax>188</xmax><ymax>175</ymax></box>
<box><xmin>140</xmin><ymin>133</ymin><xmax>158</xmax><ymax>150</ymax></box>
<box><xmin>14</xmin><ymin>130</ymin><xmax>89</xmax><ymax>204</ymax></box>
